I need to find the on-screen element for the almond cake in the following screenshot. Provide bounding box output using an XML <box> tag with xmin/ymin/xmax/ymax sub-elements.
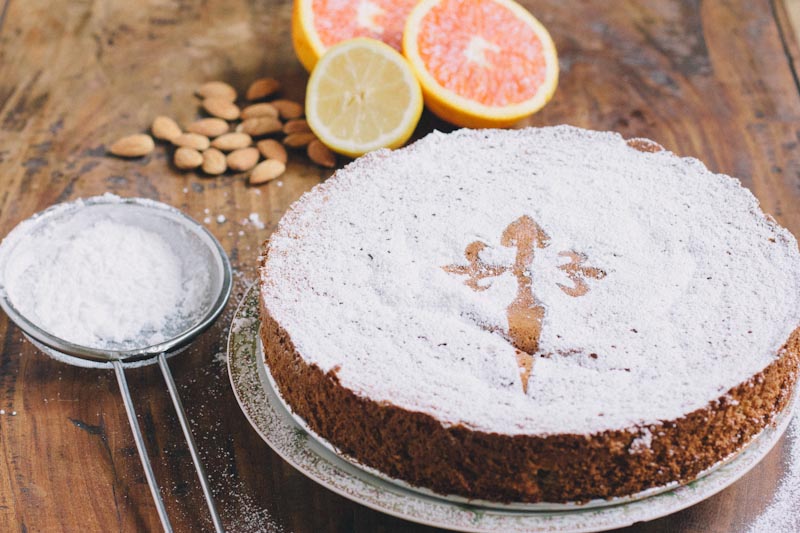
<box><xmin>258</xmin><ymin>126</ymin><xmax>800</xmax><ymax>503</ymax></box>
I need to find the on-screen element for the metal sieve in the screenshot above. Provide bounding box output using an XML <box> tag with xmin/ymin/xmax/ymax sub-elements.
<box><xmin>0</xmin><ymin>195</ymin><xmax>232</xmax><ymax>533</ymax></box>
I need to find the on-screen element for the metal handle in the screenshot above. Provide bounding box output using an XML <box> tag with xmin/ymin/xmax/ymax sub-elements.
<box><xmin>113</xmin><ymin>361</ymin><xmax>174</xmax><ymax>533</ymax></box>
<box><xmin>158</xmin><ymin>353</ymin><xmax>225</xmax><ymax>533</ymax></box>
<box><xmin>114</xmin><ymin>357</ymin><xmax>225</xmax><ymax>533</ymax></box>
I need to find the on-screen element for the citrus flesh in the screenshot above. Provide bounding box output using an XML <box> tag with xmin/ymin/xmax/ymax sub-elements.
<box><xmin>293</xmin><ymin>0</ymin><xmax>418</xmax><ymax>72</ymax></box>
<box><xmin>403</xmin><ymin>0</ymin><xmax>558</xmax><ymax>128</ymax></box>
<box><xmin>305</xmin><ymin>38</ymin><xmax>423</xmax><ymax>158</ymax></box>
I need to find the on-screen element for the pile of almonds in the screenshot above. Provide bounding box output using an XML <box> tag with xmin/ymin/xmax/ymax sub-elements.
<box><xmin>108</xmin><ymin>79</ymin><xmax>336</xmax><ymax>185</ymax></box>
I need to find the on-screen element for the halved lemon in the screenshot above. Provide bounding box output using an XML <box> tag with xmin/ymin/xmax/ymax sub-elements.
<box><xmin>305</xmin><ymin>38</ymin><xmax>423</xmax><ymax>158</ymax></box>
<box><xmin>292</xmin><ymin>0</ymin><xmax>418</xmax><ymax>72</ymax></box>
<box><xmin>403</xmin><ymin>0</ymin><xmax>559</xmax><ymax>128</ymax></box>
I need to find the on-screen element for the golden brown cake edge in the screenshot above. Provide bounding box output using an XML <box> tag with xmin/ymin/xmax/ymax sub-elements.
<box><xmin>258</xmin><ymin>267</ymin><xmax>800</xmax><ymax>503</ymax></box>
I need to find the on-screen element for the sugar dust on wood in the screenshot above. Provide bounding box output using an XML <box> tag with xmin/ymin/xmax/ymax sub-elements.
<box><xmin>748</xmin><ymin>409</ymin><xmax>800</xmax><ymax>533</ymax></box>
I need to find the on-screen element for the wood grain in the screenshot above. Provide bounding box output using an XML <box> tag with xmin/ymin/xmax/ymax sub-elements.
<box><xmin>1</xmin><ymin>0</ymin><xmax>799</xmax><ymax>531</ymax></box>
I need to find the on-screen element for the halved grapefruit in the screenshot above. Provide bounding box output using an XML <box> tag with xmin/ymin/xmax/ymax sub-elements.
<box><xmin>403</xmin><ymin>0</ymin><xmax>559</xmax><ymax>128</ymax></box>
<box><xmin>292</xmin><ymin>0</ymin><xmax>419</xmax><ymax>72</ymax></box>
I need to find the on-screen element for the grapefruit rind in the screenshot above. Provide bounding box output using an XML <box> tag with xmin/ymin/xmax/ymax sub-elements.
<box><xmin>292</xmin><ymin>0</ymin><xmax>327</xmax><ymax>72</ymax></box>
<box><xmin>403</xmin><ymin>0</ymin><xmax>559</xmax><ymax>128</ymax></box>
<box><xmin>292</xmin><ymin>0</ymin><xmax>417</xmax><ymax>73</ymax></box>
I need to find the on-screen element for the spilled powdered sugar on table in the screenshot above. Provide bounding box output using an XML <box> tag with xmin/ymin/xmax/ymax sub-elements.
<box><xmin>748</xmin><ymin>409</ymin><xmax>800</xmax><ymax>533</ymax></box>
<box><xmin>178</xmin><ymin>269</ymin><xmax>285</xmax><ymax>533</ymax></box>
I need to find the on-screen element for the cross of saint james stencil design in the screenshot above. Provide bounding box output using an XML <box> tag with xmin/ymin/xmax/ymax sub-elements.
<box><xmin>443</xmin><ymin>215</ymin><xmax>606</xmax><ymax>393</ymax></box>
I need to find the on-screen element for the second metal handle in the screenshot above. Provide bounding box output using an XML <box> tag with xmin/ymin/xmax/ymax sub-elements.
<box><xmin>114</xmin><ymin>357</ymin><xmax>225</xmax><ymax>533</ymax></box>
<box><xmin>158</xmin><ymin>353</ymin><xmax>225</xmax><ymax>533</ymax></box>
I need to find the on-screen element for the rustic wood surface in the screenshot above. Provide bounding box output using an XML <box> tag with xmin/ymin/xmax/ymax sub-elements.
<box><xmin>1</xmin><ymin>0</ymin><xmax>799</xmax><ymax>531</ymax></box>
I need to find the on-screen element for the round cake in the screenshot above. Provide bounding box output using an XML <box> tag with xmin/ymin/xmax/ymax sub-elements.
<box><xmin>259</xmin><ymin>126</ymin><xmax>800</xmax><ymax>503</ymax></box>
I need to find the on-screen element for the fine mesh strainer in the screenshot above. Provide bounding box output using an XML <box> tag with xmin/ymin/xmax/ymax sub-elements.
<box><xmin>0</xmin><ymin>195</ymin><xmax>232</xmax><ymax>533</ymax></box>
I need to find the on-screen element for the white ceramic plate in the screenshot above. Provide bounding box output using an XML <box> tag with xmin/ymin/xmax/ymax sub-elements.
<box><xmin>228</xmin><ymin>285</ymin><xmax>794</xmax><ymax>532</ymax></box>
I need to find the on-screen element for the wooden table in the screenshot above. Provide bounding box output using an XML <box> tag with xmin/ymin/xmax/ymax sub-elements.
<box><xmin>1</xmin><ymin>1</ymin><xmax>799</xmax><ymax>531</ymax></box>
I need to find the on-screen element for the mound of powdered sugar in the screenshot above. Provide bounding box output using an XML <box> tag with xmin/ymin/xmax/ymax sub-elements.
<box><xmin>0</xmin><ymin>196</ymin><xmax>211</xmax><ymax>350</ymax></box>
<box><xmin>260</xmin><ymin>126</ymin><xmax>800</xmax><ymax>436</ymax></box>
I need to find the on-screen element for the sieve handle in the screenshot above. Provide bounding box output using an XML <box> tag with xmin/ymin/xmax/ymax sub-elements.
<box><xmin>158</xmin><ymin>352</ymin><xmax>225</xmax><ymax>533</ymax></box>
<box><xmin>113</xmin><ymin>361</ymin><xmax>174</xmax><ymax>533</ymax></box>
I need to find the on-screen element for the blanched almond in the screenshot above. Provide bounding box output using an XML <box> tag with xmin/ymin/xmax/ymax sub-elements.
<box><xmin>174</xmin><ymin>147</ymin><xmax>203</xmax><ymax>169</ymax></box>
<box><xmin>256</xmin><ymin>139</ymin><xmax>287</xmax><ymax>164</ymax></box>
<box><xmin>202</xmin><ymin>148</ymin><xmax>227</xmax><ymax>175</ymax></box>
<box><xmin>211</xmin><ymin>132</ymin><xmax>252</xmax><ymax>151</ymax></box>
<box><xmin>307</xmin><ymin>139</ymin><xmax>336</xmax><ymax>168</ymax></box>
<box><xmin>283</xmin><ymin>132</ymin><xmax>316</xmax><ymax>148</ymax></box>
<box><xmin>187</xmin><ymin>118</ymin><xmax>229</xmax><ymax>138</ymax></box>
<box><xmin>283</xmin><ymin>119</ymin><xmax>311</xmax><ymax>135</ymax></box>
<box><xmin>246</xmin><ymin>78</ymin><xmax>281</xmax><ymax>100</ymax></box>
<box><xmin>173</xmin><ymin>133</ymin><xmax>210</xmax><ymax>151</ymax></box>
<box><xmin>271</xmin><ymin>99</ymin><xmax>303</xmax><ymax>119</ymax></box>
<box><xmin>249</xmin><ymin>159</ymin><xmax>285</xmax><ymax>184</ymax></box>
<box><xmin>109</xmin><ymin>134</ymin><xmax>155</xmax><ymax>157</ymax></box>
<box><xmin>202</xmin><ymin>97</ymin><xmax>240</xmax><ymax>120</ymax></box>
<box><xmin>196</xmin><ymin>81</ymin><xmax>237</xmax><ymax>101</ymax></box>
<box><xmin>241</xmin><ymin>103</ymin><xmax>279</xmax><ymax>120</ymax></box>
<box><xmin>226</xmin><ymin>147</ymin><xmax>260</xmax><ymax>172</ymax></box>
<box><xmin>240</xmin><ymin>117</ymin><xmax>283</xmax><ymax>136</ymax></box>
<box><xmin>151</xmin><ymin>116</ymin><xmax>182</xmax><ymax>141</ymax></box>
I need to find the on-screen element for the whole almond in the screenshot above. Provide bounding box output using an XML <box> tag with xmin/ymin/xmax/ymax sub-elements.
<box><xmin>283</xmin><ymin>119</ymin><xmax>311</xmax><ymax>135</ymax></box>
<box><xmin>246</xmin><ymin>78</ymin><xmax>281</xmax><ymax>101</ymax></box>
<box><xmin>203</xmin><ymin>97</ymin><xmax>240</xmax><ymax>120</ymax></box>
<box><xmin>250</xmin><ymin>159</ymin><xmax>286</xmax><ymax>185</ymax></box>
<box><xmin>211</xmin><ymin>132</ymin><xmax>252</xmax><ymax>151</ymax></box>
<box><xmin>109</xmin><ymin>134</ymin><xmax>155</xmax><ymax>157</ymax></box>
<box><xmin>271</xmin><ymin>99</ymin><xmax>304</xmax><ymax>119</ymax></box>
<box><xmin>196</xmin><ymin>81</ymin><xmax>237</xmax><ymax>101</ymax></box>
<box><xmin>151</xmin><ymin>116</ymin><xmax>182</xmax><ymax>141</ymax></box>
<box><xmin>202</xmin><ymin>148</ymin><xmax>227</xmax><ymax>175</ymax></box>
<box><xmin>174</xmin><ymin>147</ymin><xmax>203</xmax><ymax>170</ymax></box>
<box><xmin>187</xmin><ymin>118</ymin><xmax>229</xmax><ymax>138</ymax></box>
<box><xmin>283</xmin><ymin>132</ymin><xmax>316</xmax><ymax>148</ymax></box>
<box><xmin>240</xmin><ymin>117</ymin><xmax>283</xmax><ymax>137</ymax></box>
<box><xmin>241</xmin><ymin>103</ymin><xmax>279</xmax><ymax>120</ymax></box>
<box><xmin>227</xmin><ymin>147</ymin><xmax>260</xmax><ymax>172</ymax></box>
<box><xmin>173</xmin><ymin>132</ymin><xmax>210</xmax><ymax>151</ymax></box>
<box><xmin>307</xmin><ymin>139</ymin><xmax>336</xmax><ymax>168</ymax></box>
<box><xmin>256</xmin><ymin>139</ymin><xmax>288</xmax><ymax>164</ymax></box>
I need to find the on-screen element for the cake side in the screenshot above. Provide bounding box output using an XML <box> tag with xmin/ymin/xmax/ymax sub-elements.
<box><xmin>260</xmin><ymin>298</ymin><xmax>799</xmax><ymax>503</ymax></box>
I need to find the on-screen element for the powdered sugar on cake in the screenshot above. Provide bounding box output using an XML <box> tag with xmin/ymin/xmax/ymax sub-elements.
<box><xmin>629</xmin><ymin>428</ymin><xmax>654</xmax><ymax>455</ymax></box>
<box><xmin>260</xmin><ymin>126</ymin><xmax>800</xmax><ymax>435</ymax></box>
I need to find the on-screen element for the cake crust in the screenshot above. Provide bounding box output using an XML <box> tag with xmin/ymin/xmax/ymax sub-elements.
<box><xmin>260</xmin><ymin>297</ymin><xmax>799</xmax><ymax>502</ymax></box>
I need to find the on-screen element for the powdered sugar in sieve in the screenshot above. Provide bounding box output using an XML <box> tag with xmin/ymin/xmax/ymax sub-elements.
<box><xmin>0</xmin><ymin>194</ymin><xmax>233</xmax><ymax>533</ymax></box>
